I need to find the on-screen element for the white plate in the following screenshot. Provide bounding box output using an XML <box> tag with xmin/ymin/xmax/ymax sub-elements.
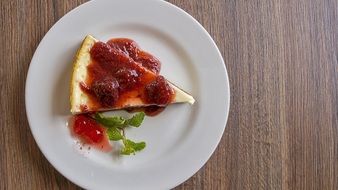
<box><xmin>25</xmin><ymin>0</ymin><xmax>230</xmax><ymax>189</ymax></box>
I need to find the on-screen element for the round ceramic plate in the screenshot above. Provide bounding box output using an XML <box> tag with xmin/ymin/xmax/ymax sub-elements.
<box><xmin>25</xmin><ymin>0</ymin><xmax>230</xmax><ymax>189</ymax></box>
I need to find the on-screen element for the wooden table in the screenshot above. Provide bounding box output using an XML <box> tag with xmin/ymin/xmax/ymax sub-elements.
<box><xmin>1</xmin><ymin>0</ymin><xmax>337</xmax><ymax>189</ymax></box>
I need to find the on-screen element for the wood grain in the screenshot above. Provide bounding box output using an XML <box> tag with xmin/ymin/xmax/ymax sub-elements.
<box><xmin>1</xmin><ymin>0</ymin><xmax>337</xmax><ymax>189</ymax></box>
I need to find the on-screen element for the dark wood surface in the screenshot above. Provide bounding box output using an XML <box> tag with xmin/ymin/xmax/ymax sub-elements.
<box><xmin>1</xmin><ymin>0</ymin><xmax>337</xmax><ymax>189</ymax></box>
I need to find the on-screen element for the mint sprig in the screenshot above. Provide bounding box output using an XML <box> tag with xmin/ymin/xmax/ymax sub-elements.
<box><xmin>94</xmin><ymin>112</ymin><xmax>145</xmax><ymax>128</ymax></box>
<box><xmin>94</xmin><ymin>113</ymin><xmax>125</xmax><ymax>127</ymax></box>
<box><xmin>121</xmin><ymin>139</ymin><xmax>146</xmax><ymax>155</ymax></box>
<box><xmin>93</xmin><ymin>112</ymin><xmax>146</xmax><ymax>155</ymax></box>
<box><xmin>125</xmin><ymin>112</ymin><xmax>145</xmax><ymax>127</ymax></box>
<box><xmin>106</xmin><ymin>127</ymin><xmax>123</xmax><ymax>141</ymax></box>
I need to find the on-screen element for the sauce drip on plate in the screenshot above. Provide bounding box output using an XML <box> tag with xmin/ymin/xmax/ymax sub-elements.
<box><xmin>71</xmin><ymin>114</ymin><xmax>111</xmax><ymax>151</ymax></box>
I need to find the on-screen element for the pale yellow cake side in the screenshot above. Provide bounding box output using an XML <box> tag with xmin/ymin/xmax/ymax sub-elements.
<box><xmin>70</xmin><ymin>35</ymin><xmax>97</xmax><ymax>114</ymax></box>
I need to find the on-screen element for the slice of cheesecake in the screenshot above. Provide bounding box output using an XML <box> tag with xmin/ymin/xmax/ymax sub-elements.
<box><xmin>70</xmin><ymin>35</ymin><xmax>195</xmax><ymax>114</ymax></box>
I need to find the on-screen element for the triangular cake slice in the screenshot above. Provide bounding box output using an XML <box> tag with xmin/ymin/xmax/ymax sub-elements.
<box><xmin>70</xmin><ymin>35</ymin><xmax>195</xmax><ymax>114</ymax></box>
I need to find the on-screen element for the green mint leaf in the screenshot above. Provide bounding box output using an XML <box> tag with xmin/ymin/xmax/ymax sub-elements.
<box><xmin>120</xmin><ymin>139</ymin><xmax>146</xmax><ymax>155</ymax></box>
<box><xmin>106</xmin><ymin>127</ymin><xmax>123</xmax><ymax>141</ymax></box>
<box><xmin>120</xmin><ymin>146</ymin><xmax>134</xmax><ymax>155</ymax></box>
<box><xmin>126</xmin><ymin>112</ymin><xmax>145</xmax><ymax>127</ymax></box>
<box><xmin>94</xmin><ymin>113</ymin><xmax>125</xmax><ymax>127</ymax></box>
<box><xmin>132</xmin><ymin>141</ymin><xmax>146</xmax><ymax>151</ymax></box>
